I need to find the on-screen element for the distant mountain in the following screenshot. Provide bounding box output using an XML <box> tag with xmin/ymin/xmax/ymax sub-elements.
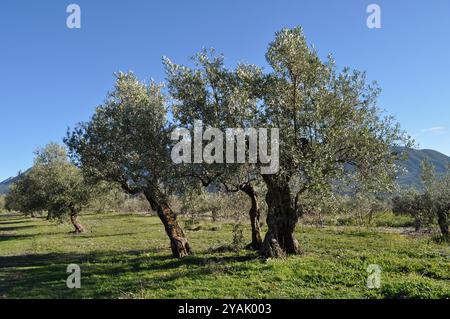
<box><xmin>0</xmin><ymin>148</ymin><xmax>449</xmax><ymax>195</ymax></box>
<box><xmin>0</xmin><ymin>170</ymin><xmax>30</xmax><ymax>195</ymax></box>
<box><xmin>396</xmin><ymin>148</ymin><xmax>450</xmax><ymax>189</ymax></box>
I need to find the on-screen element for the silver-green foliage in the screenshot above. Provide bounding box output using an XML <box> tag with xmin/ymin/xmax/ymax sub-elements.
<box><xmin>393</xmin><ymin>160</ymin><xmax>449</xmax><ymax>239</ymax></box>
<box><xmin>5</xmin><ymin>143</ymin><xmax>94</xmax><ymax>231</ymax></box>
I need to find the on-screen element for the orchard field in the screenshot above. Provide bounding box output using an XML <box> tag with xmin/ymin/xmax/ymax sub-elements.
<box><xmin>0</xmin><ymin>211</ymin><xmax>448</xmax><ymax>299</ymax></box>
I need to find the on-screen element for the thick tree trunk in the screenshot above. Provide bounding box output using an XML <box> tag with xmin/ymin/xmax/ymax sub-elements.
<box><xmin>260</xmin><ymin>177</ymin><xmax>301</xmax><ymax>258</ymax></box>
<box><xmin>437</xmin><ymin>209</ymin><xmax>449</xmax><ymax>240</ymax></box>
<box><xmin>70</xmin><ymin>211</ymin><xmax>85</xmax><ymax>233</ymax></box>
<box><xmin>144</xmin><ymin>191</ymin><xmax>191</xmax><ymax>258</ymax></box>
<box><xmin>241</xmin><ymin>183</ymin><xmax>262</xmax><ymax>250</ymax></box>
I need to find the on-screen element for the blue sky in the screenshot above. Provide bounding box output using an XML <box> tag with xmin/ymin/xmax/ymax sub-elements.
<box><xmin>1</xmin><ymin>0</ymin><xmax>449</xmax><ymax>181</ymax></box>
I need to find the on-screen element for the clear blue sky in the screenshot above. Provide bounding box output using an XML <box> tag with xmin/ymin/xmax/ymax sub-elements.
<box><xmin>1</xmin><ymin>0</ymin><xmax>449</xmax><ymax>181</ymax></box>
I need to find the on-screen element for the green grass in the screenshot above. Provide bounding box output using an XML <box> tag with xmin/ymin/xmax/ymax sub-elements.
<box><xmin>372</xmin><ymin>211</ymin><xmax>416</xmax><ymax>228</ymax></box>
<box><xmin>0</xmin><ymin>211</ymin><xmax>448</xmax><ymax>299</ymax></box>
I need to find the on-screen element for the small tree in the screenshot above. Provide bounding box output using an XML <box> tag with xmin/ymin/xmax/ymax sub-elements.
<box><xmin>392</xmin><ymin>189</ymin><xmax>425</xmax><ymax>231</ymax></box>
<box><xmin>393</xmin><ymin>160</ymin><xmax>449</xmax><ymax>240</ymax></box>
<box><xmin>5</xmin><ymin>143</ymin><xmax>93</xmax><ymax>232</ymax></box>
<box><xmin>5</xmin><ymin>170</ymin><xmax>46</xmax><ymax>217</ymax></box>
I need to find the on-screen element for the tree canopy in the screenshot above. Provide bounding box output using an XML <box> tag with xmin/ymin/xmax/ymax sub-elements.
<box><xmin>5</xmin><ymin>142</ymin><xmax>93</xmax><ymax>232</ymax></box>
<box><xmin>64</xmin><ymin>26</ymin><xmax>414</xmax><ymax>258</ymax></box>
<box><xmin>65</xmin><ymin>72</ymin><xmax>191</xmax><ymax>257</ymax></box>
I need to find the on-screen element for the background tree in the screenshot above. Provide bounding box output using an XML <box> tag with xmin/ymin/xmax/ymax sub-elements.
<box><xmin>393</xmin><ymin>160</ymin><xmax>449</xmax><ymax>240</ymax></box>
<box><xmin>5</xmin><ymin>170</ymin><xmax>45</xmax><ymax>218</ymax></box>
<box><xmin>65</xmin><ymin>72</ymin><xmax>191</xmax><ymax>257</ymax></box>
<box><xmin>418</xmin><ymin>160</ymin><xmax>438</xmax><ymax>229</ymax></box>
<box><xmin>252</xmin><ymin>27</ymin><xmax>411</xmax><ymax>257</ymax></box>
<box><xmin>5</xmin><ymin>142</ymin><xmax>94</xmax><ymax>232</ymax></box>
<box><xmin>392</xmin><ymin>188</ymin><xmax>425</xmax><ymax>231</ymax></box>
<box><xmin>0</xmin><ymin>195</ymin><xmax>5</xmax><ymax>211</ymax></box>
<box><xmin>392</xmin><ymin>161</ymin><xmax>436</xmax><ymax>232</ymax></box>
<box><xmin>433</xmin><ymin>167</ymin><xmax>450</xmax><ymax>240</ymax></box>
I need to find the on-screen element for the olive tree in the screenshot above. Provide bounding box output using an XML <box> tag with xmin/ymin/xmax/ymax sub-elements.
<box><xmin>164</xmin><ymin>51</ymin><xmax>264</xmax><ymax>249</ymax></box>
<box><xmin>163</xmin><ymin>28</ymin><xmax>410</xmax><ymax>257</ymax></box>
<box><xmin>252</xmin><ymin>27</ymin><xmax>411</xmax><ymax>257</ymax></box>
<box><xmin>393</xmin><ymin>161</ymin><xmax>449</xmax><ymax>239</ymax></box>
<box><xmin>433</xmin><ymin>169</ymin><xmax>450</xmax><ymax>240</ymax></box>
<box><xmin>65</xmin><ymin>72</ymin><xmax>191</xmax><ymax>257</ymax></box>
<box><xmin>392</xmin><ymin>188</ymin><xmax>427</xmax><ymax>231</ymax></box>
<box><xmin>5</xmin><ymin>171</ymin><xmax>45</xmax><ymax>217</ymax></box>
<box><xmin>5</xmin><ymin>143</ymin><xmax>92</xmax><ymax>232</ymax></box>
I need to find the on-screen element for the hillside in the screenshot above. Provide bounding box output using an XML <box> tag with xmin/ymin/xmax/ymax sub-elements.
<box><xmin>397</xmin><ymin>148</ymin><xmax>450</xmax><ymax>189</ymax></box>
<box><xmin>0</xmin><ymin>176</ymin><xmax>17</xmax><ymax>195</ymax></box>
<box><xmin>0</xmin><ymin>170</ymin><xmax>29</xmax><ymax>195</ymax></box>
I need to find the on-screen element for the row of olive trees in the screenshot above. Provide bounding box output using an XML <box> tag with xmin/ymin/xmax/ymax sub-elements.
<box><xmin>64</xmin><ymin>27</ymin><xmax>410</xmax><ymax>258</ymax></box>
<box><xmin>393</xmin><ymin>161</ymin><xmax>449</xmax><ymax>240</ymax></box>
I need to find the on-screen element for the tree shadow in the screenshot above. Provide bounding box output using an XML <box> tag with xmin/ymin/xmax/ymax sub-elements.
<box><xmin>0</xmin><ymin>220</ymin><xmax>31</xmax><ymax>225</ymax></box>
<box><xmin>0</xmin><ymin>233</ymin><xmax>37</xmax><ymax>241</ymax></box>
<box><xmin>0</xmin><ymin>225</ymin><xmax>36</xmax><ymax>232</ymax></box>
<box><xmin>94</xmin><ymin>213</ymin><xmax>153</xmax><ymax>220</ymax></box>
<box><xmin>0</xmin><ymin>249</ymin><xmax>148</xmax><ymax>268</ymax></box>
<box><xmin>83</xmin><ymin>232</ymin><xmax>149</xmax><ymax>239</ymax></box>
<box><xmin>0</xmin><ymin>249</ymin><xmax>259</xmax><ymax>298</ymax></box>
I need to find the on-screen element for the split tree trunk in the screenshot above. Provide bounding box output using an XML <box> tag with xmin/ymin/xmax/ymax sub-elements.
<box><xmin>240</xmin><ymin>183</ymin><xmax>262</xmax><ymax>250</ymax></box>
<box><xmin>260</xmin><ymin>176</ymin><xmax>301</xmax><ymax>258</ymax></box>
<box><xmin>70</xmin><ymin>211</ymin><xmax>85</xmax><ymax>233</ymax></box>
<box><xmin>144</xmin><ymin>190</ymin><xmax>191</xmax><ymax>258</ymax></box>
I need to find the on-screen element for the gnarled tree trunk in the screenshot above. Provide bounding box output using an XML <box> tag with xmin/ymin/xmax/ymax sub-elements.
<box><xmin>241</xmin><ymin>183</ymin><xmax>262</xmax><ymax>250</ymax></box>
<box><xmin>260</xmin><ymin>176</ymin><xmax>300</xmax><ymax>258</ymax></box>
<box><xmin>144</xmin><ymin>190</ymin><xmax>191</xmax><ymax>258</ymax></box>
<box><xmin>70</xmin><ymin>211</ymin><xmax>85</xmax><ymax>233</ymax></box>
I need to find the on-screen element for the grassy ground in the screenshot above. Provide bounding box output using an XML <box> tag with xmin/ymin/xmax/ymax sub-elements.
<box><xmin>0</xmin><ymin>211</ymin><xmax>448</xmax><ymax>299</ymax></box>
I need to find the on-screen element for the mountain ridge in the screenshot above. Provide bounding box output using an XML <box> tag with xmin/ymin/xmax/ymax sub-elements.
<box><xmin>0</xmin><ymin>169</ymin><xmax>30</xmax><ymax>195</ymax></box>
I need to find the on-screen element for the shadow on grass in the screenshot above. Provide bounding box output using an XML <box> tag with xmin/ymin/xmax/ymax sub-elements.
<box><xmin>0</xmin><ymin>220</ymin><xmax>32</xmax><ymax>225</ymax></box>
<box><xmin>0</xmin><ymin>233</ymin><xmax>38</xmax><ymax>242</ymax></box>
<box><xmin>0</xmin><ymin>225</ymin><xmax>36</xmax><ymax>232</ymax></box>
<box><xmin>82</xmin><ymin>232</ymin><xmax>149</xmax><ymax>239</ymax></box>
<box><xmin>0</xmin><ymin>249</ymin><xmax>258</xmax><ymax>298</ymax></box>
<box><xmin>88</xmin><ymin>213</ymin><xmax>154</xmax><ymax>220</ymax></box>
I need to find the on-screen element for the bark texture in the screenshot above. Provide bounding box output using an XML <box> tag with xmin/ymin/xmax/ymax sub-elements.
<box><xmin>144</xmin><ymin>190</ymin><xmax>191</xmax><ymax>258</ymax></box>
<box><xmin>70</xmin><ymin>211</ymin><xmax>85</xmax><ymax>233</ymax></box>
<box><xmin>241</xmin><ymin>183</ymin><xmax>262</xmax><ymax>250</ymax></box>
<box><xmin>260</xmin><ymin>176</ymin><xmax>301</xmax><ymax>258</ymax></box>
